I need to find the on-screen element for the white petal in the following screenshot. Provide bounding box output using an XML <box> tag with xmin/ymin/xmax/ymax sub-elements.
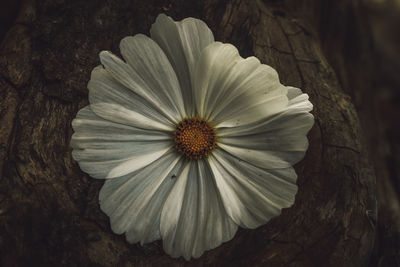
<box><xmin>218</xmin><ymin>98</ymin><xmax>313</xmax><ymax>138</ymax></box>
<box><xmin>219</xmin><ymin>135</ymin><xmax>309</xmax><ymax>164</ymax></box>
<box><xmin>286</xmin><ymin>86</ymin><xmax>303</xmax><ymax>100</ymax></box>
<box><xmin>192</xmin><ymin>42</ymin><xmax>240</xmax><ymax>118</ymax></box>
<box><xmin>217</xmin><ymin>143</ymin><xmax>292</xmax><ymax>169</ymax></box>
<box><xmin>286</xmin><ymin>86</ymin><xmax>313</xmax><ymax>112</ymax></box>
<box><xmin>71</xmin><ymin>106</ymin><xmax>171</xmax><ymax>147</ymax></box>
<box><xmin>217</xmin><ymin>87</ymin><xmax>314</xmax><ymax>165</ymax></box>
<box><xmin>218</xmin><ymin>115</ymin><xmax>313</xmax><ymax>165</ymax></box>
<box><xmin>160</xmin><ymin>160</ymin><xmax>237</xmax><ymax>260</ymax></box>
<box><xmin>214</xmin><ymin>91</ymin><xmax>288</xmax><ymax>128</ymax></box>
<box><xmin>90</xmin><ymin>102</ymin><xmax>173</xmax><ymax>132</ymax></box>
<box><xmin>219</xmin><ymin>112</ymin><xmax>313</xmax><ymax>149</ymax></box>
<box><xmin>208</xmin><ymin>149</ymin><xmax>298</xmax><ymax>229</ymax></box>
<box><xmin>71</xmin><ymin>107</ymin><xmax>172</xmax><ymax>179</ymax></box>
<box><xmin>88</xmin><ymin>65</ymin><xmax>175</xmax><ymax>131</ymax></box>
<box><xmin>99</xmin><ymin>150</ymin><xmax>183</xmax><ymax>244</ymax></box>
<box><xmin>119</xmin><ymin>34</ymin><xmax>185</xmax><ymax>119</ymax></box>
<box><xmin>150</xmin><ymin>14</ymin><xmax>214</xmax><ymax>117</ymax></box>
<box><xmin>99</xmin><ymin>51</ymin><xmax>180</xmax><ymax>123</ymax></box>
<box><xmin>192</xmin><ymin>42</ymin><xmax>288</xmax><ymax>127</ymax></box>
<box><xmin>72</xmin><ymin>142</ymin><xmax>172</xmax><ymax>179</ymax></box>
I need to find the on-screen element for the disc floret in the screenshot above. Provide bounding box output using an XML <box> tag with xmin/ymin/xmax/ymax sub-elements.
<box><xmin>174</xmin><ymin>118</ymin><xmax>216</xmax><ymax>159</ymax></box>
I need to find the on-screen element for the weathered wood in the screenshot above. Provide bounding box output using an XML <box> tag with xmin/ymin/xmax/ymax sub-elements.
<box><xmin>0</xmin><ymin>0</ymin><xmax>377</xmax><ymax>266</ymax></box>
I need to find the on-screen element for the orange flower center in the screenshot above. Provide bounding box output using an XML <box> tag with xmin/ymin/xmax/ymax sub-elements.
<box><xmin>174</xmin><ymin>118</ymin><xmax>216</xmax><ymax>160</ymax></box>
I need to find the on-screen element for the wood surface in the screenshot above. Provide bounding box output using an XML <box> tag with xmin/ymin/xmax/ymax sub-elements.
<box><xmin>2</xmin><ymin>0</ymin><xmax>394</xmax><ymax>266</ymax></box>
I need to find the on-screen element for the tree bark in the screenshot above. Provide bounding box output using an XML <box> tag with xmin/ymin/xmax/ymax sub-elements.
<box><xmin>0</xmin><ymin>0</ymin><xmax>379</xmax><ymax>266</ymax></box>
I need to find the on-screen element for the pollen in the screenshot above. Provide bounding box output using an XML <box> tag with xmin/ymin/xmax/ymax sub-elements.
<box><xmin>174</xmin><ymin>118</ymin><xmax>216</xmax><ymax>160</ymax></box>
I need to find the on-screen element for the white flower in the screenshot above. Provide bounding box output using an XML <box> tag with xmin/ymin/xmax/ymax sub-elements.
<box><xmin>71</xmin><ymin>14</ymin><xmax>314</xmax><ymax>260</ymax></box>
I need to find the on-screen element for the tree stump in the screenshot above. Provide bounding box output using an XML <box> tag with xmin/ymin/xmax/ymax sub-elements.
<box><xmin>0</xmin><ymin>0</ymin><xmax>377</xmax><ymax>266</ymax></box>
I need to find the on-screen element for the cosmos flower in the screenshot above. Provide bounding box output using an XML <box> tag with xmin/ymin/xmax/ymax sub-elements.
<box><xmin>71</xmin><ymin>14</ymin><xmax>314</xmax><ymax>260</ymax></box>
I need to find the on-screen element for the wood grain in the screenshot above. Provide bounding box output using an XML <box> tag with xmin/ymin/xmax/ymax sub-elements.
<box><xmin>0</xmin><ymin>0</ymin><xmax>378</xmax><ymax>266</ymax></box>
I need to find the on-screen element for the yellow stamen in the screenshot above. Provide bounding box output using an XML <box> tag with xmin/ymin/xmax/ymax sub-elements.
<box><xmin>174</xmin><ymin>118</ymin><xmax>216</xmax><ymax>159</ymax></box>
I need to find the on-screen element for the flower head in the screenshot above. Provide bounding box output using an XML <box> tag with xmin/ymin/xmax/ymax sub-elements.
<box><xmin>71</xmin><ymin>14</ymin><xmax>314</xmax><ymax>260</ymax></box>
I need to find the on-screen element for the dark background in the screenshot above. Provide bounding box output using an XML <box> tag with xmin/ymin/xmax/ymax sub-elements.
<box><xmin>0</xmin><ymin>0</ymin><xmax>399</xmax><ymax>266</ymax></box>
